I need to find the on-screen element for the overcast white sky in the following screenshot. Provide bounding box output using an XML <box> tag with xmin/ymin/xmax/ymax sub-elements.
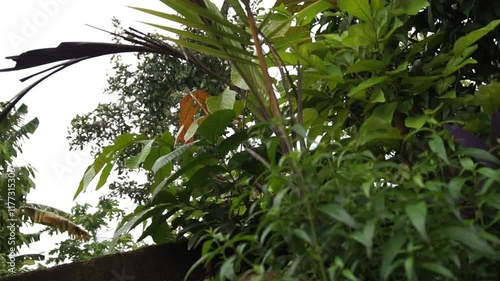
<box><xmin>0</xmin><ymin>0</ymin><xmax>176</xmax><ymax>264</ymax></box>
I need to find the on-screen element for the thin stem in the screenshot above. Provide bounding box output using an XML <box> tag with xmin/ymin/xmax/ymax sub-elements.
<box><xmin>304</xmin><ymin>194</ymin><xmax>328</xmax><ymax>281</ymax></box>
<box><xmin>244</xmin><ymin>2</ymin><xmax>292</xmax><ymax>154</ymax></box>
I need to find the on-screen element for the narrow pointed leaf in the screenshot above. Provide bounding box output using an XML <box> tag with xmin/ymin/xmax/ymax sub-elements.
<box><xmin>381</xmin><ymin>234</ymin><xmax>406</xmax><ymax>280</ymax></box>
<box><xmin>440</xmin><ymin>226</ymin><xmax>496</xmax><ymax>257</ymax></box>
<box><xmin>453</xmin><ymin>20</ymin><xmax>500</xmax><ymax>55</ymax></box>
<box><xmin>152</xmin><ymin>141</ymin><xmax>199</xmax><ymax>173</ymax></box>
<box><xmin>131</xmin><ymin>7</ymin><xmax>250</xmax><ymax>44</ymax></box>
<box><xmin>319</xmin><ymin>204</ymin><xmax>359</xmax><ymax>228</ymax></box>
<box><xmin>405</xmin><ymin>202</ymin><xmax>428</xmax><ymax>241</ymax></box>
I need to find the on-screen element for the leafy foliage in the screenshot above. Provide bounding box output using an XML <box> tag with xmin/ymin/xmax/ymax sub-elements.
<box><xmin>45</xmin><ymin>199</ymin><xmax>144</xmax><ymax>265</ymax></box>
<box><xmin>105</xmin><ymin>0</ymin><xmax>498</xmax><ymax>279</ymax></box>
<box><xmin>0</xmin><ymin>104</ymin><xmax>38</xmax><ymax>276</ymax></box>
<box><xmin>0</xmin><ymin>105</ymin><xmax>90</xmax><ymax>276</ymax></box>
<box><xmin>1</xmin><ymin>0</ymin><xmax>500</xmax><ymax>280</ymax></box>
<box><xmin>67</xmin><ymin>20</ymin><xmax>229</xmax><ymax>204</ymax></box>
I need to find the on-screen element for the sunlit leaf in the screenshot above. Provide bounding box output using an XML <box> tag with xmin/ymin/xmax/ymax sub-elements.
<box><xmin>206</xmin><ymin>88</ymin><xmax>236</xmax><ymax>113</ymax></box>
<box><xmin>405</xmin><ymin>115</ymin><xmax>429</xmax><ymax>129</ymax></box>
<box><xmin>338</xmin><ymin>0</ymin><xmax>372</xmax><ymax>22</ymax></box>
<box><xmin>152</xmin><ymin>141</ymin><xmax>199</xmax><ymax>173</ymax></box>
<box><xmin>125</xmin><ymin>139</ymin><xmax>155</xmax><ymax>169</ymax></box>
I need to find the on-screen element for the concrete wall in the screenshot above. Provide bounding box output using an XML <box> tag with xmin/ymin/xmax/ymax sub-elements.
<box><xmin>0</xmin><ymin>242</ymin><xmax>204</xmax><ymax>281</ymax></box>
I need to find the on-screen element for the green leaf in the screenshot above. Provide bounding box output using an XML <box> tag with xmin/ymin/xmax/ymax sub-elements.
<box><xmin>380</xmin><ymin>17</ymin><xmax>403</xmax><ymax>41</ymax></box>
<box><xmin>405</xmin><ymin>115</ymin><xmax>429</xmax><ymax>129</ymax></box>
<box><xmin>145</xmin><ymin>21</ymin><xmax>250</xmax><ymax>53</ymax></box>
<box><xmin>475</xmin><ymin>81</ymin><xmax>500</xmax><ymax>115</ymax></box>
<box><xmin>453</xmin><ymin>20</ymin><xmax>500</xmax><ymax>55</ymax></box>
<box><xmin>206</xmin><ymin>87</ymin><xmax>236</xmax><ymax>113</ymax></box>
<box><xmin>342</xmin><ymin>23</ymin><xmax>377</xmax><ymax>47</ymax></box>
<box><xmin>338</xmin><ymin>0</ymin><xmax>372</xmax><ymax>22</ymax></box>
<box><xmin>125</xmin><ymin>139</ymin><xmax>155</xmax><ymax>169</ymax></box>
<box><xmin>144</xmin><ymin>145</ymin><xmax>171</xmax><ymax>171</ymax></box>
<box><xmin>403</xmin><ymin>0</ymin><xmax>429</xmax><ymax>15</ymax></box>
<box><xmin>349</xmin><ymin>76</ymin><xmax>389</xmax><ymax>97</ymax></box>
<box><xmin>463</xmin><ymin>148</ymin><xmax>500</xmax><ymax>167</ymax></box>
<box><xmin>219</xmin><ymin>256</ymin><xmax>236</xmax><ymax>280</ymax></box>
<box><xmin>485</xmin><ymin>194</ymin><xmax>500</xmax><ymax>210</ymax></box>
<box><xmin>381</xmin><ymin>234</ymin><xmax>406</xmax><ymax>280</ymax></box>
<box><xmin>296</xmin><ymin>0</ymin><xmax>334</xmax><ymax>25</ymax></box>
<box><xmin>145</xmin><ymin>1</ymin><xmax>247</xmax><ymax>35</ymax></box>
<box><xmin>74</xmin><ymin>134</ymin><xmax>140</xmax><ymax>199</ymax></box>
<box><xmin>440</xmin><ymin>226</ymin><xmax>496</xmax><ymax>258</ymax></box>
<box><xmin>131</xmin><ymin>7</ymin><xmax>250</xmax><ymax>44</ymax></box>
<box><xmin>169</xmin><ymin>37</ymin><xmax>255</xmax><ymax>64</ymax></box>
<box><xmin>260</xmin><ymin>13</ymin><xmax>290</xmax><ymax>39</ymax></box>
<box><xmin>21</xmin><ymin>117</ymin><xmax>39</xmax><ymax>134</ymax></box>
<box><xmin>293</xmin><ymin>229</ymin><xmax>312</xmax><ymax>245</ymax></box>
<box><xmin>369</xmin><ymin>88</ymin><xmax>386</xmax><ymax>103</ymax></box>
<box><xmin>351</xmin><ymin>219</ymin><xmax>376</xmax><ymax>258</ymax></box>
<box><xmin>96</xmin><ymin>162</ymin><xmax>114</xmax><ymax>190</ymax></box>
<box><xmin>420</xmin><ymin>263</ymin><xmax>456</xmax><ymax>280</ymax></box>
<box><xmin>442</xmin><ymin>58</ymin><xmax>477</xmax><ymax>77</ymax></box>
<box><xmin>404</xmin><ymin>256</ymin><xmax>414</xmax><ymax>281</ymax></box>
<box><xmin>407</xmin><ymin>32</ymin><xmax>444</xmax><ymax>58</ymax></box>
<box><xmin>342</xmin><ymin>269</ymin><xmax>360</xmax><ymax>281</ymax></box>
<box><xmin>302</xmin><ymin>108</ymin><xmax>319</xmax><ymax>126</ymax></box>
<box><xmin>114</xmin><ymin>207</ymin><xmax>153</xmax><ymax>239</ymax></box>
<box><xmin>405</xmin><ymin>202</ymin><xmax>428</xmax><ymax>241</ymax></box>
<box><xmin>429</xmin><ymin>135</ymin><xmax>449</xmax><ymax>163</ymax></box>
<box><xmin>219</xmin><ymin>129</ymin><xmax>248</xmax><ymax>155</ymax></box>
<box><xmin>150</xmin><ymin>219</ymin><xmax>175</xmax><ymax>244</ymax></box>
<box><xmin>185</xmin><ymin>165</ymin><xmax>226</xmax><ymax>197</ymax></box>
<box><xmin>319</xmin><ymin>204</ymin><xmax>359</xmax><ymax>229</ymax></box>
<box><xmin>357</xmin><ymin>102</ymin><xmax>401</xmax><ymax>144</ymax></box>
<box><xmin>196</xmin><ymin>109</ymin><xmax>236</xmax><ymax>144</ymax></box>
<box><xmin>438</xmin><ymin>90</ymin><xmax>456</xmax><ymax>99</ymax></box>
<box><xmin>292</xmin><ymin>124</ymin><xmax>307</xmax><ymax>138</ymax></box>
<box><xmin>385</xmin><ymin>61</ymin><xmax>408</xmax><ymax>75</ymax></box>
<box><xmin>152</xmin><ymin>141</ymin><xmax>199</xmax><ymax>173</ymax></box>
<box><xmin>448</xmin><ymin>177</ymin><xmax>465</xmax><ymax>200</ymax></box>
<box><xmin>330</xmin><ymin>109</ymin><xmax>350</xmax><ymax>141</ymax></box>
<box><xmin>346</xmin><ymin>59</ymin><xmax>386</xmax><ymax>74</ymax></box>
<box><xmin>371</xmin><ymin>0</ymin><xmax>385</xmax><ymax>10</ymax></box>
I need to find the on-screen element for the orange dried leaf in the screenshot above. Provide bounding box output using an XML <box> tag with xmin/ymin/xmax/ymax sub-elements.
<box><xmin>191</xmin><ymin>90</ymin><xmax>210</xmax><ymax>114</ymax></box>
<box><xmin>176</xmin><ymin>91</ymin><xmax>211</xmax><ymax>144</ymax></box>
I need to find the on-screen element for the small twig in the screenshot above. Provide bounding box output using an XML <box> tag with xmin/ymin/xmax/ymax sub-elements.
<box><xmin>244</xmin><ymin>147</ymin><xmax>271</xmax><ymax>169</ymax></box>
